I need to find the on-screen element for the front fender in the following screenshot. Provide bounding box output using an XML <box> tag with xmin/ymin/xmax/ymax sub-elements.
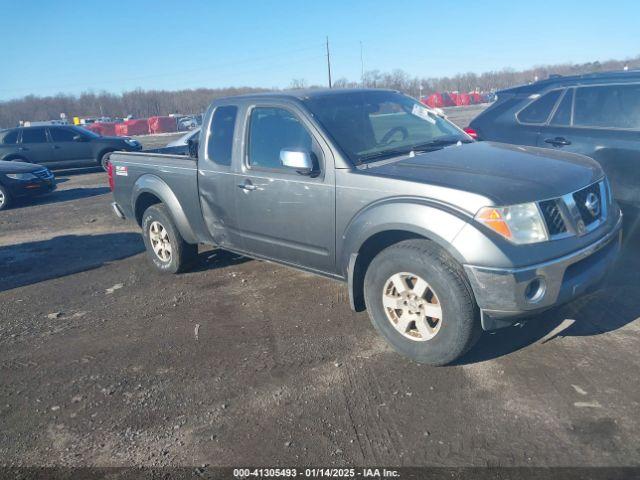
<box><xmin>132</xmin><ymin>174</ymin><xmax>198</xmax><ymax>244</ymax></box>
<box><xmin>339</xmin><ymin>198</ymin><xmax>472</xmax><ymax>276</ymax></box>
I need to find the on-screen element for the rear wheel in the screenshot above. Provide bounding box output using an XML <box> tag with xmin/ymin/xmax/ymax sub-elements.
<box><xmin>364</xmin><ymin>239</ymin><xmax>480</xmax><ymax>366</ymax></box>
<box><xmin>141</xmin><ymin>204</ymin><xmax>197</xmax><ymax>273</ymax></box>
<box><xmin>0</xmin><ymin>185</ymin><xmax>11</xmax><ymax>210</ymax></box>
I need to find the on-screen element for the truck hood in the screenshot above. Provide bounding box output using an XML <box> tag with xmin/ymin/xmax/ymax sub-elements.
<box><xmin>360</xmin><ymin>141</ymin><xmax>603</xmax><ymax>205</ymax></box>
<box><xmin>0</xmin><ymin>160</ymin><xmax>45</xmax><ymax>174</ymax></box>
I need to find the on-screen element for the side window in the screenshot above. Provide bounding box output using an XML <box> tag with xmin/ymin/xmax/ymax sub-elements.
<box><xmin>248</xmin><ymin>107</ymin><xmax>313</xmax><ymax>170</ymax></box>
<box><xmin>1</xmin><ymin>130</ymin><xmax>19</xmax><ymax>144</ymax></box>
<box><xmin>574</xmin><ymin>84</ymin><xmax>640</xmax><ymax>129</ymax></box>
<box><xmin>21</xmin><ymin>128</ymin><xmax>48</xmax><ymax>144</ymax></box>
<box><xmin>206</xmin><ymin>106</ymin><xmax>237</xmax><ymax>166</ymax></box>
<box><xmin>517</xmin><ymin>90</ymin><xmax>562</xmax><ymax>124</ymax></box>
<box><xmin>49</xmin><ymin>128</ymin><xmax>77</xmax><ymax>142</ymax></box>
<box><xmin>550</xmin><ymin>89</ymin><xmax>573</xmax><ymax>126</ymax></box>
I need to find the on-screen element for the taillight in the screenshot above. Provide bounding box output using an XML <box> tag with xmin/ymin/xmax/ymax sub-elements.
<box><xmin>107</xmin><ymin>161</ymin><xmax>114</xmax><ymax>191</ymax></box>
<box><xmin>464</xmin><ymin>127</ymin><xmax>478</xmax><ymax>140</ymax></box>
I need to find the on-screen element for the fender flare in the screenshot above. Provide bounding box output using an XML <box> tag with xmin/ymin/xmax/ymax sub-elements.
<box><xmin>131</xmin><ymin>174</ymin><xmax>198</xmax><ymax>244</ymax></box>
<box><xmin>340</xmin><ymin>198</ymin><xmax>473</xmax><ymax>311</ymax></box>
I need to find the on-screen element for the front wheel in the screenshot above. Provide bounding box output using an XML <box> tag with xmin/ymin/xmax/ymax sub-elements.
<box><xmin>141</xmin><ymin>204</ymin><xmax>197</xmax><ymax>273</ymax></box>
<box><xmin>0</xmin><ymin>185</ymin><xmax>11</xmax><ymax>210</ymax></box>
<box><xmin>364</xmin><ymin>239</ymin><xmax>480</xmax><ymax>366</ymax></box>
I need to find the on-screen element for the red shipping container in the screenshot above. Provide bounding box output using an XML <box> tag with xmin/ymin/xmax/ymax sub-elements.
<box><xmin>115</xmin><ymin>119</ymin><xmax>149</xmax><ymax>136</ymax></box>
<box><xmin>441</xmin><ymin>92</ymin><xmax>457</xmax><ymax>107</ymax></box>
<box><xmin>82</xmin><ymin>124</ymin><xmax>103</xmax><ymax>135</ymax></box>
<box><xmin>148</xmin><ymin>116</ymin><xmax>177</xmax><ymax>134</ymax></box>
<box><xmin>96</xmin><ymin>122</ymin><xmax>117</xmax><ymax>136</ymax></box>
<box><xmin>468</xmin><ymin>92</ymin><xmax>482</xmax><ymax>104</ymax></box>
<box><xmin>423</xmin><ymin>93</ymin><xmax>444</xmax><ymax>108</ymax></box>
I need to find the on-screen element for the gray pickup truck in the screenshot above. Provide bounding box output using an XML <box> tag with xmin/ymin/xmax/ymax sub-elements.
<box><xmin>109</xmin><ymin>89</ymin><xmax>622</xmax><ymax>365</ymax></box>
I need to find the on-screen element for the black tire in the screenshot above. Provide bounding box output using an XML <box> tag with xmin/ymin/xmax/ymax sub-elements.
<box><xmin>141</xmin><ymin>204</ymin><xmax>197</xmax><ymax>274</ymax></box>
<box><xmin>99</xmin><ymin>151</ymin><xmax>113</xmax><ymax>171</ymax></box>
<box><xmin>364</xmin><ymin>239</ymin><xmax>480</xmax><ymax>366</ymax></box>
<box><xmin>0</xmin><ymin>184</ymin><xmax>11</xmax><ymax>211</ymax></box>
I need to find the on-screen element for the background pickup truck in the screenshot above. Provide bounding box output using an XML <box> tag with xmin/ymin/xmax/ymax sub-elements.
<box><xmin>109</xmin><ymin>89</ymin><xmax>623</xmax><ymax>365</ymax></box>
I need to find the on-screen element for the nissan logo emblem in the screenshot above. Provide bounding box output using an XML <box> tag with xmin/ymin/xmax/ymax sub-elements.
<box><xmin>584</xmin><ymin>192</ymin><xmax>601</xmax><ymax>217</ymax></box>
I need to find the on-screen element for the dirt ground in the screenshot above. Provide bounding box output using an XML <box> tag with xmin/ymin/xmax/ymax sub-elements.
<box><xmin>1</xmin><ymin>109</ymin><xmax>639</xmax><ymax>468</ymax></box>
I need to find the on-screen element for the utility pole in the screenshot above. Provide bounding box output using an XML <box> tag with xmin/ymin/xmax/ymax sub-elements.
<box><xmin>326</xmin><ymin>36</ymin><xmax>332</xmax><ymax>88</ymax></box>
<box><xmin>360</xmin><ymin>41</ymin><xmax>364</xmax><ymax>86</ymax></box>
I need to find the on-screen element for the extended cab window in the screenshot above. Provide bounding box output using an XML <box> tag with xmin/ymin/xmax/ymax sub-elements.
<box><xmin>21</xmin><ymin>127</ymin><xmax>48</xmax><ymax>143</ymax></box>
<box><xmin>574</xmin><ymin>84</ymin><xmax>640</xmax><ymax>129</ymax></box>
<box><xmin>517</xmin><ymin>90</ymin><xmax>562</xmax><ymax>124</ymax></box>
<box><xmin>207</xmin><ymin>106</ymin><xmax>237</xmax><ymax>166</ymax></box>
<box><xmin>49</xmin><ymin>128</ymin><xmax>78</xmax><ymax>142</ymax></box>
<box><xmin>1</xmin><ymin>130</ymin><xmax>19</xmax><ymax>144</ymax></box>
<box><xmin>248</xmin><ymin>107</ymin><xmax>312</xmax><ymax>170</ymax></box>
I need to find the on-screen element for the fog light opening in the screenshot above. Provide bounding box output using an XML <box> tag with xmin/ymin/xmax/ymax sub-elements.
<box><xmin>524</xmin><ymin>278</ymin><xmax>546</xmax><ymax>303</ymax></box>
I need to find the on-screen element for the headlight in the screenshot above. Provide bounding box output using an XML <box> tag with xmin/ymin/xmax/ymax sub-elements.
<box><xmin>124</xmin><ymin>138</ymin><xmax>139</xmax><ymax>146</ymax></box>
<box><xmin>475</xmin><ymin>202</ymin><xmax>548</xmax><ymax>244</ymax></box>
<box><xmin>6</xmin><ymin>172</ymin><xmax>37</xmax><ymax>180</ymax></box>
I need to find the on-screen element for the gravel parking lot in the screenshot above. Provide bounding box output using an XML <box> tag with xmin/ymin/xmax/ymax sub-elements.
<box><xmin>1</xmin><ymin>107</ymin><xmax>639</xmax><ymax>468</ymax></box>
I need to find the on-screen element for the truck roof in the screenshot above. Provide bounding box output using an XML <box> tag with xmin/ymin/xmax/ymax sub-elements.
<box><xmin>215</xmin><ymin>88</ymin><xmax>400</xmax><ymax>103</ymax></box>
<box><xmin>498</xmin><ymin>70</ymin><xmax>640</xmax><ymax>95</ymax></box>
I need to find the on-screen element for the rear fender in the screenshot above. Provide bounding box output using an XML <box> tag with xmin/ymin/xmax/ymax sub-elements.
<box><xmin>132</xmin><ymin>174</ymin><xmax>198</xmax><ymax>244</ymax></box>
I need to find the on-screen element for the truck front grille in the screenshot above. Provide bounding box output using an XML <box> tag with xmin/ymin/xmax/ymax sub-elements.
<box><xmin>537</xmin><ymin>180</ymin><xmax>608</xmax><ymax>239</ymax></box>
<box><xmin>573</xmin><ymin>182</ymin><xmax>603</xmax><ymax>226</ymax></box>
<box><xmin>539</xmin><ymin>199</ymin><xmax>567</xmax><ymax>235</ymax></box>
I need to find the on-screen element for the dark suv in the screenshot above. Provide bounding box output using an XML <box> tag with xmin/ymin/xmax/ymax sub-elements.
<box><xmin>0</xmin><ymin>125</ymin><xmax>142</xmax><ymax>170</ymax></box>
<box><xmin>468</xmin><ymin>71</ymin><xmax>640</xmax><ymax>207</ymax></box>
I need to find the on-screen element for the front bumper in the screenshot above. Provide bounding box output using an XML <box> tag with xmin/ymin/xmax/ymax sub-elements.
<box><xmin>11</xmin><ymin>178</ymin><xmax>56</xmax><ymax>198</ymax></box>
<box><xmin>464</xmin><ymin>214</ymin><xmax>623</xmax><ymax>330</ymax></box>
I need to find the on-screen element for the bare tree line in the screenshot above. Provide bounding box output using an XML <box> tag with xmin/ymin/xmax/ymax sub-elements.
<box><xmin>2</xmin><ymin>55</ymin><xmax>638</xmax><ymax>129</ymax></box>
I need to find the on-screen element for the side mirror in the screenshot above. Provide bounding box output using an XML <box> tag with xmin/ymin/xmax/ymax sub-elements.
<box><xmin>188</xmin><ymin>138</ymin><xmax>199</xmax><ymax>158</ymax></box>
<box><xmin>280</xmin><ymin>149</ymin><xmax>313</xmax><ymax>175</ymax></box>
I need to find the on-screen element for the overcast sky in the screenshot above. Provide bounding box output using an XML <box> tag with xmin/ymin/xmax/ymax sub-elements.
<box><xmin>1</xmin><ymin>0</ymin><xmax>638</xmax><ymax>100</ymax></box>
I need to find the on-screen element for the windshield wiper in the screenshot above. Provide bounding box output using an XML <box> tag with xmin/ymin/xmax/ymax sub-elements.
<box><xmin>357</xmin><ymin>148</ymin><xmax>414</xmax><ymax>163</ymax></box>
<box><xmin>410</xmin><ymin>136</ymin><xmax>471</xmax><ymax>151</ymax></box>
<box><xmin>357</xmin><ymin>136</ymin><xmax>471</xmax><ymax>164</ymax></box>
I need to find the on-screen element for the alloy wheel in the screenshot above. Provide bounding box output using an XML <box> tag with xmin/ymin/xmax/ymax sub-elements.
<box><xmin>149</xmin><ymin>221</ymin><xmax>172</xmax><ymax>262</ymax></box>
<box><xmin>382</xmin><ymin>272</ymin><xmax>443</xmax><ymax>341</ymax></box>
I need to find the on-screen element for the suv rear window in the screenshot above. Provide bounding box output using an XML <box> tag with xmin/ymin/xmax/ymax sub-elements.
<box><xmin>49</xmin><ymin>127</ymin><xmax>78</xmax><ymax>142</ymax></box>
<box><xmin>206</xmin><ymin>106</ymin><xmax>237</xmax><ymax>166</ymax></box>
<box><xmin>517</xmin><ymin>90</ymin><xmax>562</xmax><ymax>124</ymax></box>
<box><xmin>574</xmin><ymin>84</ymin><xmax>640</xmax><ymax>129</ymax></box>
<box><xmin>0</xmin><ymin>130</ymin><xmax>19</xmax><ymax>144</ymax></box>
<box><xmin>550</xmin><ymin>89</ymin><xmax>573</xmax><ymax>126</ymax></box>
<box><xmin>21</xmin><ymin>127</ymin><xmax>48</xmax><ymax>143</ymax></box>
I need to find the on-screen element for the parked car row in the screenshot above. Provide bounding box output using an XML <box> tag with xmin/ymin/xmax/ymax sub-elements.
<box><xmin>0</xmin><ymin>125</ymin><xmax>142</xmax><ymax>171</ymax></box>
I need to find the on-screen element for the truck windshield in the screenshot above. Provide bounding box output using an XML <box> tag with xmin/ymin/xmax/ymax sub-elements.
<box><xmin>303</xmin><ymin>90</ymin><xmax>469</xmax><ymax>165</ymax></box>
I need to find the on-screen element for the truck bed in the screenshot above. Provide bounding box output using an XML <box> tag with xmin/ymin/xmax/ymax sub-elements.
<box><xmin>109</xmin><ymin>151</ymin><xmax>210</xmax><ymax>245</ymax></box>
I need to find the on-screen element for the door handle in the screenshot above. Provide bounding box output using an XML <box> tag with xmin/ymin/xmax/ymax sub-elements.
<box><xmin>18</xmin><ymin>147</ymin><xmax>28</xmax><ymax>151</ymax></box>
<box><xmin>52</xmin><ymin>145</ymin><xmax>61</xmax><ymax>149</ymax></box>
<box><xmin>544</xmin><ymin>137</ymin><xmax>571</xmax><ymax>147</ymax></box>
<box><xmin>237</xmin><ymin>182</ymin><xmax>257</xmax><ymax>191</ymax></box>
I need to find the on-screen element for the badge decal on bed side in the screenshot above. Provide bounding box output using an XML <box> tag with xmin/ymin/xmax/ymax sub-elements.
<box><xmin>115</xmin><ymin>166</ymin><xmax>128</xmax><ymax>176</ymax></box>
